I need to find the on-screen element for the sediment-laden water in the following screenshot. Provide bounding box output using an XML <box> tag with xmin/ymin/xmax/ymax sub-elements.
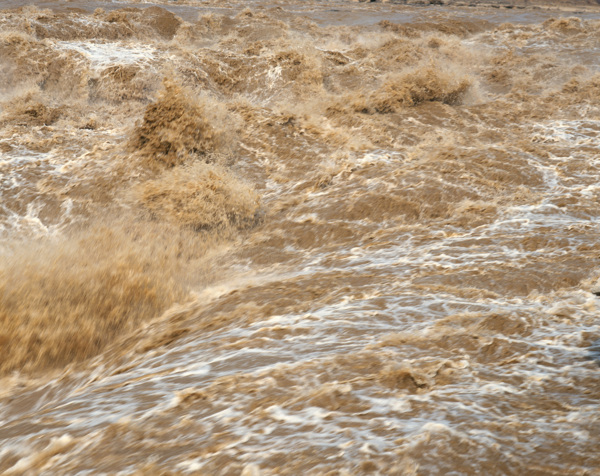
<box><xmin>1</xmin><ymin>1</ymin><xmax>600</xmax><ymax>474</ymax></box>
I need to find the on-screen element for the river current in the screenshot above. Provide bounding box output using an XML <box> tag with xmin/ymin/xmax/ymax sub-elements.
<box><xmin>1</xmin><ymin>0</ymin><xmax>600</xmax><ymax>474</ymax></box>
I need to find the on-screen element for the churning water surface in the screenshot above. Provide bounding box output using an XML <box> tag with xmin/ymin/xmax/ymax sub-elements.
<box><xmin>1</xmin><ymin>0</ymin><xmax>600</xmax><ymax>474</ymax></box>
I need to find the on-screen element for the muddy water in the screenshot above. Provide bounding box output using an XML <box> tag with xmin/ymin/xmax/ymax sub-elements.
<box><xmin>1</xmin><ymin>1</ymin><xmax>600</xmax><ymax>474</ymax></box>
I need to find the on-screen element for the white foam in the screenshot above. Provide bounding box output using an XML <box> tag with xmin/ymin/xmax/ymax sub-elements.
<box><xmin>58</xmin><ymin>41</ymin><xmax>156</xmax><ymax>71</ymax></box>
<box><xmin>266</xmin><ymin>405</ymin><xmax>303</xmax><ymax>424</ymax></box>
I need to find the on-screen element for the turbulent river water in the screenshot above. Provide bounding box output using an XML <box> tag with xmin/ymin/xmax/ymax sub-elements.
<box><xmin>1</xmin><ymin>0</ymin><xmax>600</xmax><ymax>474</ymax></box>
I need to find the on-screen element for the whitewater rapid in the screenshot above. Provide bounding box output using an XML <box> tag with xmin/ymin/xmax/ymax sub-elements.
<box><xmin>1</xmin><ymin>1</ymin><xmax>600</xmax><ymax>474</ymax></box>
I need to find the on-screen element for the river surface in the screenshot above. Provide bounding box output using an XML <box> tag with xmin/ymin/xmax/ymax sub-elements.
<box><xmin>1</xmin><ymin>0</ymin><xmax>600</xmax><ymax>474</ymax></box>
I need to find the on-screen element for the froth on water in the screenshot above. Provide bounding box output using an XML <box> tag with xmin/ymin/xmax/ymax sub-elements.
<box><xmin>1</xmin><ymin>1</ymin><xmax>600</xmax><ymax>474</ymax></box>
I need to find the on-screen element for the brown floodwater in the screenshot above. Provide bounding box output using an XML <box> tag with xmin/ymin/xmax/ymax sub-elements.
<box><xmin>1</xmin><ymin>0</ymin><xmax>600</xmax><ymax>474</ymax></box>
